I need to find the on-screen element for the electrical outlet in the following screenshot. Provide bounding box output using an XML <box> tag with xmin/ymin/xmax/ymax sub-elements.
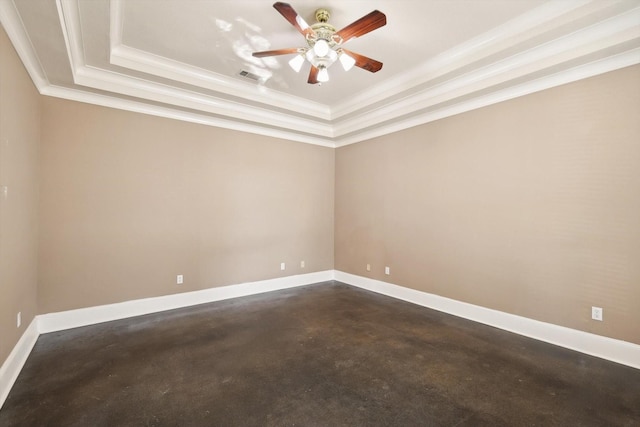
<box><xmin>385</xmin><ymin>266</ymin><xmax>390</xmax><ymax>275</ymax></box>
<box><xmin>17</xmin><ymin>312</ymin><xmax>21</xmax><ymax>328</ymax></box>
<box><xmin>280</xmin><ymin>262</ymin><xmax>285</xmax><ymax>271</ymax></box>
<box><xmin>366</xmin><ymin>264</ymin><xmax>371</xmax><ymax>272</ymax></box>
<box><xmin>591</xmin><ymin>306</ymin><xmax>603</xmax><ymax>321</ymax></box>
<box><xmin>300</xmin><ymin>260</ymin><xmax>305</xmax><ymax>268</ymax></box>
<box><xmin>176</xmin><ymin>274</ymin><xmax>183</xmax><ymax>285</ymax></box>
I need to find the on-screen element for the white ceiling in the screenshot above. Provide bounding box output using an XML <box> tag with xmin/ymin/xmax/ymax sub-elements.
<box><xmin>1</xmin><ymin>0</ymin><xmax>639</xmax><ymax>147</ymax></box>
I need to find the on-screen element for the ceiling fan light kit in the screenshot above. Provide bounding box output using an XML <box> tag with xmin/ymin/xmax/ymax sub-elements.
<box><xmin>339</xmin><ymin>52</ymin><xmax>356</xmax><ymax>71</ymax></box>
<box><xmin>288</xmin><ymin>53</ymin><xmax>306</xmax><ymax>72</ymax></box>
<box><xmin>252</xmin><ymin>2</ymin><xmax>386</xmax><ymax>84</ymax></box>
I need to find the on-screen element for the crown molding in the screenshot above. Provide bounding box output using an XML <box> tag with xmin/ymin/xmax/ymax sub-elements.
<box><xmin>333</xmin><ymin>48</ymin><xmax>640</xmax><ymax>147</ymax></box>
<box><xmin>1</xmin><ymin>0</ymin><xmax>639</xmax><ymax>147</ymax></box>
<box><xmin>332</xmin><ymin>7</ymin><xmax>640</xmax><ymax>140</ymax></box>
<box><xmin>330</xmin><ymin>0</ymin><xmax>596</xmax><ymax>120</ymax></box>
<box><xmin>43</xmin><ymin>46</ymin><xmax>640</xmax><ymax>150</ymax></box>
<box><xmin>40</xmin><ymin>84</ymin><xmax>336</xmax><ymax>147</ymax></box>
<box><xmin>54</xmin><ymin>0</ymin><xmax>334</xmax><ymax>139</ymax></box>
<box><xmin>110</xmin><ymin>44</ymin><xmax>332</xmax><ymax>121</ymax></box>
<box><xmin>109</xmin><ymin>0</ymin><xmax>330</xmax><ymax>121</ymax></box>
<box><xmin>73</xmin><ymin>65</ymin><xmax>335</xmax><ymax>137</ymax></box>
<box><xmin>0</xmin><ymin>0</ymin><xmax>49</xmax><ymax>89</ymax></box>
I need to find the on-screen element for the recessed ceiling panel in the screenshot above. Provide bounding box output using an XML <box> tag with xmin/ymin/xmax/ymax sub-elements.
<box><xmin>119</xmin><ymin>0</ymin><xmax>549</xmax><ymax>104</ymax></box>
<box><xmin>1</xmin><ymin>0</ymin><xmax>638</xmax><ymax>146</ymax></box>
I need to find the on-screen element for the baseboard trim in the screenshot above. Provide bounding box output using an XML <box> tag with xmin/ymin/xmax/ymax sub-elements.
<box><xmin>38</xmin><ymin>270</ymin><xmax>335</xmax><ymax>334</ymax></box>
<box><xmin>0</xmin><ymin>318</ymin><xmax>39</xmax><ymax>410</ymax></box>
<box><xmin>3</xmin><ymin>269</ymin><xmax>637</xmax><ymax>411</ymax></box>
<box><xmin>1</xmin><ymin>271</ymin><xmax>334</xmax><ymax>409</ymax></box>
<box><xmin>335</xmin><ymin>271</ymin><xmax>640</xmax><ymax>370</ymax></box>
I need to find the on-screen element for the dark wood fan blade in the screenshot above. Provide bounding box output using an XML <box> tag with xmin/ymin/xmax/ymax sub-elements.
<box><xmin>252</xmin><ymin>48</ymin><xmax>300</xmax><ymax>58</ymax></box>
<box><xmin>308</xmin><ymin>65</ymin><xmax>319</xmax><ymax>84</ymax></box>
<box><xmin>342</xmin><ymin>49</ymin><xmax>383</xmax><ymax>73</ymax></box>
<box><xmin>336</xmin><ymin>10</ymin><xmax>386</xmax><ymax>44</ymax></box>
<box><xmin>273</xmin><ymin>2</ymin><xmax>315</xmax><ymax>38</ymax></box>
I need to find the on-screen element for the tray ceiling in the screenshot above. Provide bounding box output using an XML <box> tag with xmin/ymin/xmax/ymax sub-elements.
<box><xmin>1</xmin><ymin>0</ymin><xmax>639</xmax><ymax>147</ymax></box>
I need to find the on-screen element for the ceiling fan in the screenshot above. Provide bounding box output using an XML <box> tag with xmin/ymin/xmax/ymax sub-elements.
<box><xmin>252</xmin><ymin>2</ymin><xmax>386</xmax><ymax>84</ymax></box>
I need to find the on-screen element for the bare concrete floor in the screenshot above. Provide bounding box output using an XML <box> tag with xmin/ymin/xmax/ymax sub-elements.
<box><xmin>1</xmin><ymin>281</ymin><xmax>639</xmax><ymax>426</ymax></box>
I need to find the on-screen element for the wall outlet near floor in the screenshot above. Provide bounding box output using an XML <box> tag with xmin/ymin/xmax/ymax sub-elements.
<box><xmin>280</xmin><ymin>262</ymin><xmax>285</xmax><ymax>271</ymax></box>
<box><xmin>366</xmin><ymin>264</ymin><xmax>371</xmax><ymax>272</ymax></box>
<box><xmin>17</xmin><ymin>312</ymin><xmax>21</xmax><ymax>328</ymax></box>
<box><xmin>300</xmin><ymin>260</ymin><xmax>305</xmax><ymax>268</ymax></box>
<box><xmin>385</xmin><ymin>266</ymin><xmax>390</xmax><ymax>275</ymax></box>
<box><xmin>176</xmin><ymin>274</ymin><xmax>184</xmax><ymax>285</ymax></box>
<box><xmin>591</xmin><ymin>306</ymin><xmax>603</xmax><ymax>321</ymax></box>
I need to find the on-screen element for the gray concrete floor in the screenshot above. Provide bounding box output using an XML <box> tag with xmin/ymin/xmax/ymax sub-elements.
<box><xmin>1</xmin><ymin>281</ymin><xmax>639</xmax><ymax>426</ymax></box>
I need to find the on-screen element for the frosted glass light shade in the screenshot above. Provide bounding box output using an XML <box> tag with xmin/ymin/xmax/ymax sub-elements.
<box><xmin>288</xmin><ymin>54</ymin><xmax>305</xmax><ymax>72</ymax></box>
<box><xmin>313</xmin><ymin>39</ymin><xmax>330</xmax><ymax>57</ymax></box>
<box><xmin>317</xmin><ymin>66</ymin><xmax>329</xmax><ymax>82</ymax></box>
<box><xmin>339</xmin><ymin>52</ymin><xmax>356</xmax><ymax>71</ymax></box>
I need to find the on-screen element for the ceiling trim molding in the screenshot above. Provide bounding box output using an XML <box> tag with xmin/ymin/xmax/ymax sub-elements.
<box><xmin>110</xmin><ymin>44</ymin><xmax>331</xmax><ymax>121</ymax></box>
<box><xmin>73</xmin><ymin>65</ymin><xmax>334</xmax><ymax>137</ymax></box>
<box><xmin>41</xmin><ymin>84</ymin><xmax>336</xmax><ymax>148</ymax></box>
<box><xmin>55</xmin><ymin>0</ymin><xmax>334</xmax><ymax>139</ymax></box>
<box><xmin>35</xmin><ymin>46</ymin><xmax>640</xmax><ymax>150</ymax></box>
<box><xmin>109</xmin><ymin>0</ymin><xmax>331</xmax><ymax>121</ymax></box>
<box><xmin>330</xmin><ymin>0</ymin><xmax>596</xmax><ymax>120</ymax></box>
<box><xmin>56</xmin><ymin>0</ymin><xmax>84</xmax><ymax>76</ymax></box>
<box><xmin>0</xmin><ymin>0</ymin><xmax>49</xmax><ymax>89</ymax></box>
<box><xmin>2</xmin><ymin>0</ymin><xmax>639</xmax><ymax>148</ymax></box>
<box><xmin>332</xmin><ymin>8</ymin><xmax>640</xmax><ymax>138</ymax></box>
<box><xmin>333</xmin><ymin>48</ymin><xmax>640</xmax><ymax>147</ymax></box>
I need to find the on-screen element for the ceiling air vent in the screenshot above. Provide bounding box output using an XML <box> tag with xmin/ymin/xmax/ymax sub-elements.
<box><xmin>239</xmin><ymin>70</ymin><xmax>261</xmax><ymax>81</ymax></box>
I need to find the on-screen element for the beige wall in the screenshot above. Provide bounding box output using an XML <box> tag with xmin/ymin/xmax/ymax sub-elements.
<box><xmin>0</xmin><ymin>26</ymin><xmax>41</xmax><ymax>364</ymax></box>
<box><xmin>38</xmin><ymin>99</ymin><xmax>334</xmax><ymax>313</ymax></box>
<box><xmin>335</xmin><ymin>65</ymin><xmax>640</xmax><ymax>344</ymax></box>
<box><xmin>2</xmin><ymin>23</ymin><xmax>639</xmax><ymax>370</ymax></box>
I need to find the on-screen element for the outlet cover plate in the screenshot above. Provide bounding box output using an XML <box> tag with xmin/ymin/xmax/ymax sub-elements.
<box><xmin>591</xmin><ymin>306</ymin><xmax>603</xmax><ymax>321</ymax></box>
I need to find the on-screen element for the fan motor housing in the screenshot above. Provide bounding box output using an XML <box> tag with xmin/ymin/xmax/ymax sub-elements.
<box><xmin>309</xmin><ymin>9</ymin><xmax>340</xmax><ymax>48</ymax></box>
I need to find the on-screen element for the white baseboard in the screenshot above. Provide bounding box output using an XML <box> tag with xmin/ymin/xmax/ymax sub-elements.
<box><xmin>0</xmin><ymin>318</ymin><xmax>39</xmax><ymax>410</ymax></box>
<box><xmin>1</xmin><ymin>270</ymin><xmax>334</xmax><ymax>409</ymax></box>
<box><xmin>2</xmin><ymin>268</ymin><xmax>637</xmax><ymax>411</ymax></box>
<box><xmin>335</xmin><ymin>271</ymin><xmax>640</xmax><ymax>370</ymax></box>
<box><xmin>38</xmin><ymin>270</ymin><xmax>335</xmax><ymax>334</ymax></box>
